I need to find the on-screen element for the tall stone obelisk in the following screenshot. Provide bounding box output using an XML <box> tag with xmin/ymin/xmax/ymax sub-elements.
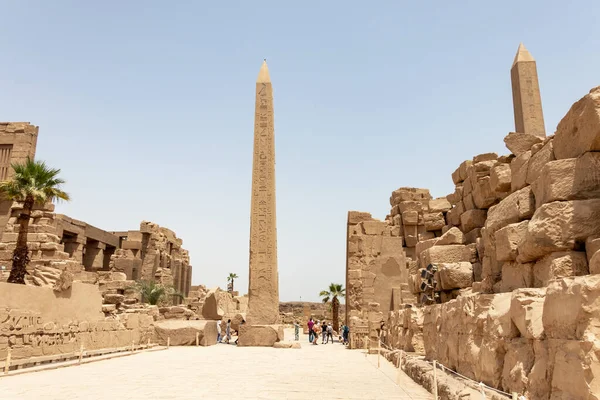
<box><xmin>510</xmin><ymin>43</ymin><xmax>546</xmax><ymax>137</ymax></box>
<box><xmin>238</xmin><ymin>60</ymin><xmax>283</xmax><ymax>346</ymax></box>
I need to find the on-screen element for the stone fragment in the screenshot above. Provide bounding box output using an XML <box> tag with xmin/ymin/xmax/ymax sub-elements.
<box><xmin>472</xmin><ymin>177</ymin><xmax>496</xmax><ymax>209</ymax></box>
<box><xmin>526</xmin><ymin>139</ymin><xmax>555</xmax><ymax>184</ymax></box>
<box><xmin>495</xmin><ymin>220</ymin><xmax>528</xmax><ymax>261</ymax></box>
<box><xmin>237</xmin><ymin>324</ymin><xmax>284</xmax><ymax>347</ymax></box>
<box><xmin>472</xmin><ymin>262</ymin><xmax>482</xmax><ymax>282</ymax></box>
<box><xmin>362</xmin><ymin>220</ymin><xmax>387</xmax><ymax>235</ymax></box>
<box><xmin>436</xmin><ymin>227</ymin><xmax>464</xmax><ymax>246</ymax></box>
<box><xmin>503</xmin><ymin>132</ymin><xmax>543</xmax><ymax>156</ymax></box>
<box><xmin>490</xmin><ymin>163</ymin><xmax>511</xmax><ymax>193</ymax></box>
<box><xmin>154</xmin><ymin>320</ymin><xmax>217</xmax><ymax>346</ymax></box>
<box><xmin>464</xmin><ymin>228</ymin><xmax>482</xmax><ymax>245</ymax></box>
<box><xmin>460</xmin><ymin>209</ymin><xmax>487</xmax><ymax>233</ymax></box>
<box><xmin>510</xmin><ymin>150</ymin><xmax>531</xmax><ymax>191</ymax></box>
<box><xmin>451</xmin><ymin>167</ymin><xmax>462</xmax><ymax>184</ymax></box>
<box><xmin>501</xmin><ymin>339</ymin><xmax>535</xmax><ymax>395</ymax></box>
<box><xmin>533</xmin><ymin>251</ymin><xmax>589</xmax><ymax>287</ymax></box>
<box><xmin>348</xmin><ymin>211</ymin><xmax>373</xmax><ymax>225</ymax></box>
<box><xmin>104</xmin><ymin>294</ymin><xmax>124</xmax><ymax>304</ymax></box>
<box><xmin>420</xmin><ymin>245</ymin><xmax>471</xmax><ymax>267</ymax></box>
<box><xmin>518</xmin><ymin>199</ymin><xmax>600</xmax><ymax>262</ymax></box>
<box><xmin>531</xmin><ymin>152</ymin><xmax>600</xmax><ymax>208</ymax></box>
<box><xmin>553</xmin><ymin>86</ymin><xmax>600</xmax><ymax>159</ymax></box>
<box><xmin>510</xmin><ymin>288</ymin><xmax>545</xmax><ymax>339</ymax></box>
<box><xmin>463</xmin><ymin>193</ymin><xmax>475</xmax><ymax>210</ymax></box>
<box><xmin>459</xmin><ymin>160</ymin><xmax>473</xmax><ymax>182</ymax></box>
<box><xmin>402</xmin><ymin>211</ymin><xmax>418</xmax><ymax>226</ymax></box>
<box><xmin>273</xmin><ymin>342</ymin><xmax>301</xmax><ymax>349</ymax></box>
<box><xmin>423</xmin><ymin>212</ymin><xmax>445</xmax><ymax>232</ymax></box>
<box><xmin>437</xmin><ymin>262</ymin><xmax>473</xmax><ymax>290</ymax></box>
<box><xmin>201</xmin><ymin>289</ymin><xmax>224</xmax><ymax>320</ymax></box>
<box><xmin>500</xmin><ymin>261</ymin><xmax>533</xmax><ymax>292</ymax></box>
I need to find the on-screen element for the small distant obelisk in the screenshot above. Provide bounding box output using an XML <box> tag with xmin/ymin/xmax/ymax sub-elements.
<box><xmin>238</xmin><ymin>60</ymin><xmax>283</xmax><ymax>346</ymax></box>
<box><xmin>510</xmin><ymin>43</ymin><xmax>546</xmax><ymax>137</ymax></box>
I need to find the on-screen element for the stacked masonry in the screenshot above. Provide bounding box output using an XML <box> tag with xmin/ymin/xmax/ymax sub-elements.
<box><xmin>347</xmin><ymin>44</ymin><xmax>600</xmax><ymax>398</ymax></box>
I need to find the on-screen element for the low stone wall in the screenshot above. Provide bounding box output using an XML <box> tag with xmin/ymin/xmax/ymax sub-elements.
<box><xmin>0</xmin><ymin>282</ymin><xmax>153</xmax><ymax>361</ymax></box>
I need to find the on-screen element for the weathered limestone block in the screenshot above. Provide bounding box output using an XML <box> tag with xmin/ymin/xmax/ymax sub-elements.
<box><xmin>402</xmin><ymin>211</ymin><xmax>418</xmax><ymax>226</ymax></box>
<box><xmin>504</xmin><ymin>132</ymin><xmax>543</xmax><ymax>156</ymax></box>
<box><xmin>452</xmin><ymin>166</ymin><xmax>462</xmax><ymax>184</ymax></box>
<box><xmin>472</xmin><ymin>176</ymin><xmax>496</xmax><ymax>209</ymax></box>
<box><xmin>460</xmin><ymin>209</ymin><xmax>487</xmax><ymax>233</ymax></box>
<box><xmin>428</xmin><ymin>198</ymin><xmax>452</xmax><ymax>213</ymax></box>
<box><xmin>473</xmin><ymin>152</ymin><xmax>498</xmax><ymax>163</ymax></box>
<box><xmin>502</xmin><ymin>339</ymin><xmax>535</xmax><ymax>395</ymax></box>
<box><xmin>518</xmin><ymin>199</ymin><xmax>600</xmax><ymax>262</ymax></box>
<box><xmin>390</xmin><ymin>187</ymin><xmax>431</xmax><ymax>205</ymax></box>
<box><xmin>486</xmin><ymin>186</ymin><xmax>535</xmax><ymax>234</ymax></box>
<box><xmin>542</xmin><ymin>274</ymin><xmax>600</xmax><ymax>340</ymax></box>
<box><xmin>485</xmin><ymin>292</ymin><xmax>519</xmax><ymax>338</ymax></box>
<box><xmin>587</xmin><ymin>236</ymin><xmax>600</xmax><ymax>262</ymax></box>
<box><xmin>436</xmin><ymin>227</ymin><xmax>465</xmax><ymax>245</ymax></box>
<box><xmin>495</xmin><ymin>220</ymin><xmax>529</xmax><ymax>261</ymax></box>
<box><xmin>500</xmin><ymin>261</ymin><xmax>533</xmax><ymax>292</ymax></box>
<box><xmin>201</xmin><ymin>288</ymin><xmax>224</xmax><ymax>320</ymax></box>
<box><xmin>420</xmin><ymin>245</ymin><xmax>472</xmax><ymax>268</ymax></box>
<box><xmin>423</xmin><ymin>212</ymin><xmax>445</xmax><ymax>232</ymax></box>
<box><xmin>463</xmin><ymin>192</ymin><xmax>475</xmax><ymax>211</ymax></box>
<box><xmin>533</xmin><ymin>251</ymin><xmax>589</xmax><ymax>287</ymax></box>
<box><xmin>415</xmin><ymin>238</ymin><xmax>439</xmax><ymax>257</ymax></box>
<box><xmin>459</xmin><ymin>160</ymin><xmax>473</xmax><ymax>182</ymax></box>
<box><xmin>526</xmin><ymin>139</ymin><xmax>555</xmax><ymax>184</ymax></box>
<box><xmin>362</xmin><ymin>220</ymin><xmax>387</xmax><ymax>235</ymax></box>
<box><xmin>510</xmin><ymin>150</ymin><xmax>531</xmax><ymax>191</ymax></box>
<box><xmin>553</xmin><ymin>86</ymin><xmax>600</xmax><ymax>159</ymax></box>
<box><xmin>154</xmin><ymin>320</ymin><xmax>217</xmax><ymax>346</ymax></box>
<box><xmin>547</xmin><ymin>338</ymin><xmax>600</xmax><ymax>400</ymax></box>
<box><xmin>348</xmin><ymin>211</ymin><xmax>374</xmax><ymax>225</ymax></box>
<box><xmin>437</xmin><ymin>262</ymin><xmax>473</xmax><ymax>290</ymax></box>
<box><xmin>531</xmin><ymin>152</ymin><xmax>600</xmax><ymax>208</ymax></box>
<box><xmin>510</xmin><ymin>288</ymin><xmax>545</xmax><ymax>339</ymax></box>
<box><xmin>446</xmin><ymin>202</ymin><xmax>464</xmax><ymax>226</ymax></box>
<box><xmin>490</xmin><ymin>163</ymin><xmax>511</xmax><ymax>193</ymax></box>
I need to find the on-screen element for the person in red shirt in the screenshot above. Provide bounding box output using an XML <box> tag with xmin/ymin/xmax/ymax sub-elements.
<box><xmin>307</xmin><ymin>318</ymin><xmax>315</xmax><ymax>343</ymax></box>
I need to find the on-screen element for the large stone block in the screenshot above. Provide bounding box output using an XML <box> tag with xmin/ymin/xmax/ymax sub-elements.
<box><xmin>490</xmin><ymin>163</ymin><xmax>511</xmax><ymax>193</ymax></box>
<box><xmin>428</xmin><ymin>198</ymin><xmax>452</xmax><ymax>213</ymax></box>
<box><xmin>533</xmin><ymin>251</ymin><xmax>589</xmax><ymax>288</ymax></box>
<box><xmin>472</xmin><ymin>176</ymin><xmax>496</xmax><ymax>209</ymax></box>
<box><xmin>510</xmin><ymin>150</ymin><xmax>531</xmax><ymax>191</ymax></box>
<box><xmin>201</xmin><ymin>289</ymin><xmax>224</xmax><ymax>320</ymax></box>
<box><xmin>517</xmin><ymin>199</ymin><xmax>600</xmax><ymax>262</ymax></box>
<box><xmin>348</xmin><ymin>211</ymin><xmax>373</xmax><ymax>225</ymax></box>
<box><xmin>531</xmin><ymin>152</ymin><xmax>600</xmax><ymax>208</ymax></box>
<box><xmin>526</xmin><ymin>139</ymin><xmax>555</xmax><ymax>185</ymax></box>
<box><xmin>423</xmin><ymin>212</ymin><xmax>445</xmax><ymax>232</ymax></box>
<box><xmin>436</xmin><ymin>227</ymin><xmax>464</xmax><ymax>245</ymax></box>
<box><xmin>154</xmin><ymin>320</ymin><xmax>217</xmax><ymax>346</ymax></box>
<box><xmin>485</xmin><ymin>186</ymin><xmax>535</xmax><ymax>234</ymax></box>
<box><xmin>402</xmin><ymin>211</ymin><xmax>418</xmax><ymax>226</ymax></box>
<box><xmin>460</xmin><ymin>209</ymin><xmax>487</xmax><ymax>233</ymax></box>
<box><xmin>500</xmin><ymin>261</ymin><xmax>533</xmax><ymax>292</ymax></box>
<box><xmin>553</xmin><ymin>86</ymin><xmax>600</xmax><ymax>159</ymax></box>
<box><xmin>504</xmin><ymin>132</ymin><xmax>543</xmax><ymax>156</ymax></box>
<box><xmin>502</xmin><ymin>339</ymin><xmax>535</xmax><ymax>395</ymax></box>
<box><xmin>437</xmin><ymin>262</ymin><xmax>473</xmax><ymax>290</ymax></box>
<box><xmin>237</xmin><ymin>324</ymin><xmax>284</xmax><ymax>347</ymax></box>
<box><xmin>362</xmin><ymin>220</ymin><xmax>387</xmax><ymax>235</ymax></box>
<box><xmin>495</xmin><ymin>220</ymin><xmax>529</xmax><ymax>261</ymax></box>
<box><xmin>420</xmin><ymin>245</ymin><xmax>471</xmax><ymax>267</ymax></box>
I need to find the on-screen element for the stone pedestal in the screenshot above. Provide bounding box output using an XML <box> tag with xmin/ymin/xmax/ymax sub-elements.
<box><xmin>237</xmin><ymin>324</ymin><xmax>284</xmax><ymax>347</ymax></box>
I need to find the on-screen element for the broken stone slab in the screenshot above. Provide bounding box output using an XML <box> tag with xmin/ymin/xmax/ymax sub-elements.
<box><xmin>428</xmin><ymin>198</ymin><xmax>452</xmax><ymax>213</ymax></box>
<box><xmin>553</xmin><ymin>86</ymin><xmax>600</xmax><ymax>159</ymax></box>
<box><xmin>273</xmin><ymin>342</ymin><xmax>301</xmax><ymax>349</ymax></box>
<box><xmin>533</xmin><ymin>251</ymin><xmax>589</xmax><ymax>287</ymax></box>
<box><xmin>499</xmin><ymin>261</ymin><xmax>533</xmax><ymax>292</ymax></box>
<box><xmin>237</xmin><ymin>324</ymin><xmax>284</xmax><ymax>347</ymax></box>
<box><xmin>473</xmin><ymin>152</ymin><xmax>498</xmax><ymax>163</ymax></box>
<box><xmin>423</xmin><ymin>212</ymin><xmax>445</xmax><ymax>232</ymax></box>
<box><xmin>201</xmin><ymin>288</ymin><xmax>224</xmax><ymax>320</ymax></box>
<box><xmin>419</xmin><ymin>245</ymin><xmax>472</xmax><ymax>268</ymax></box>
<box><xmin>495</xmin><ymin>220</ymin><xmax>529</xmax><ymax>261</ymax></box>
<box><xmin>504</xmin><ymin>132</ymin><xmax>544</xmax><ymax>156</ymax></box>
<box><xmin>472</xmin><ymin>176</ymin><xmax>497</xmax><ymax>209</ymax></box>
<box><xmin>154</xmin><ymin>320</ymin><xmax>217</xmax><ymax>346</ymax></box>
<box><xmin>517</xmin><ymin>199</ymin><xmax>600</xmax><ymax>263</ymax></box>
<box><xmin>459</xmin><ymin>160</ymin><xmax>473</xmax><ymax>182</ymax></box>
<box><xmin>531</xmin><ymin>152</ymin><xmax>600</xmax><ymax>208</ymax></box>
<box><xmin>490</xmin><ymin>163</ymin><xmax>511</xmax><ymax>193</ymax></box>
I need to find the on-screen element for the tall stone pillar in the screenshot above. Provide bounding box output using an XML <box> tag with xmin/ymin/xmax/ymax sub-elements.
<box><xmin>511</xmin><ymin>43</ymin><xmax>546</xmax><ymax>137</ymax></box>
<box><xmin>238</xmin><ymin>60</ymin><xmax>283</xmax><ymax>346</ymax></box>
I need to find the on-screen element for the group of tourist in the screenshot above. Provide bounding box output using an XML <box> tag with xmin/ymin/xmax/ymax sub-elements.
<box><xmin>216</xmin><ymin>318</ymin><xmax>245</xmax><ymax>345</ymax></box>
<box><xmin>299</xmin><ymin>318</ymin><xmax>349</xmax><ymax>345</ymax></box>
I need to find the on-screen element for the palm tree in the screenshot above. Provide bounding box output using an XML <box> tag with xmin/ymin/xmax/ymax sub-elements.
<box><xmin>0</xmin><ymin>158</ymin><xmax>69</xmax><ymax>284</ymax></box>
<box><xmin>134</xmin><ymin>280</ymin><xmax>183</xmax><ymax>305</ymax></box>
<box><xmin>227</xmin><ymin>273</ymin><xmax>238</xmax><ymax>293</ymax></box>
<box><xmin>320</xmin><ymin>283</ymin><xmax>345</xmax><ymax>332</ymax></box>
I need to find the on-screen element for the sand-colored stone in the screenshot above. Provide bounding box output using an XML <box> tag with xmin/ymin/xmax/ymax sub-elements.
<box><xmin>510</xmin><ymin>43</ymin><xmax>546</xmax><ymax>137</ymax></box>
<box><xmin>153</xmin><ymin>320</ymin><xmax>217</xmax><ymax>346</ymax></box>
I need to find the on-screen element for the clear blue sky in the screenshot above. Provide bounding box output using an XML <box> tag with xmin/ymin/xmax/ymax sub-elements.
<box><xmin>1</xmin><ymin>1</ymin><xmax>599</xmax><ymax>301</ymax></box>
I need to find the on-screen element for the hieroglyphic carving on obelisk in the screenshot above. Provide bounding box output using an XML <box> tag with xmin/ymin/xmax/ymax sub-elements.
<box><xmin>511</xmin><ymin>43</ymin><xmax>546</xmax><ymax>137</ymax></box>
<box><xmin>247</xmin><ymin>60</ymin><xmax>279</xmax><ymax>325</ymax></box>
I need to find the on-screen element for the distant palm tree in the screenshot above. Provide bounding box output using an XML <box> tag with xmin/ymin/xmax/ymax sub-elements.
<box><xmin>320</xmin><ymin>283</ymin><xmax>345</xmax><ymax>332</ymax></box>
<box><xmin>0</xmin><ymin>158</ymin><xmax>69</xmax><ymax>284</ymax></box>
<box><xmin>227</xmin><ymin>273</ymin><xmax>239</xmax><ymax>293</ymax></box>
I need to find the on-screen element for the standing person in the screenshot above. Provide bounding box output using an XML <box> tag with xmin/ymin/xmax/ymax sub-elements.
<box><xmin>294</xmin><ymin>321</ymin><xmax>300</xmax><ymax>341</ymax></box>
<box><xmin>321</xmin><ymin>321</ymin><xmax>327</xmax><ymax>344</ymax></box>
<box><xmin>225</xmin><ymin>319</ymin><xmax>232</xmax><ymax>344</ymax></box>
<box><xmin>235</xmin><ymin>319</ymin><xmax>245</xmax><ymax>345</ymax></box>
<box><xmin>216</xmin><ymin>320</ymin><xmax>222</xmax><ymax>343</ymax></box>
<box><xmin>343</xmin><ymin>324</ymin><xmax>350</xmax><ymax>345</ymax></box>
<box><xmin>307</xmin><ymin>318</ymin><xmax>314</xmax><ymax>343</ymax></box>
<box><xmin>326</xmin><ymin>323</ymin><xmax>334</xmax><ymax>344</ymax></box>
<box><xmin>313</xmin><ymin>320</ymin><xmax>320</xmax><ymax>345</ymax></box>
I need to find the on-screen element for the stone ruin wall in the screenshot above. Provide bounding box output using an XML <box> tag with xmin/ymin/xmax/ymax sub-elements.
<box><xmin>346</xmin><ymin>84</ymin><xmax>600</xmax><ymax>396</ymax></box>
